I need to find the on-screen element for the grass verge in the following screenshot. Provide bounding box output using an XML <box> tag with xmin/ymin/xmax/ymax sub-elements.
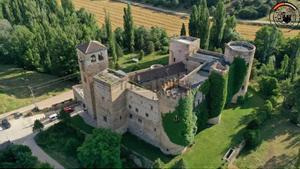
<box><xmin>0</xmin><ymin>65</ymin><xmax>73</xmax><ymax>114</ymax></box>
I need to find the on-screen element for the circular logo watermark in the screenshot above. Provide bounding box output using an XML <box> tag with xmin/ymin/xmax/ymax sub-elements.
<box><xmin>269</xmin><ymin>1</ymin><xmax>300</xmax><ymax>30</ymax></box>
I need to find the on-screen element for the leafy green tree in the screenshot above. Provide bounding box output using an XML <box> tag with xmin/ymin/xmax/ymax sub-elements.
<box><xmin>123</xmin><ymin>4</ymin><xmax>134</xmax><ymax>52</ymax></box>
<box><xmin>33</xmin><ymin>120</ymin><xmax>44</xmax><ymax>132</ymax></box>
<box><xmin>174</xmin><ymin>159</ymin><xmax>187</xmax><ymax>169</ymax></box>
<box><xmin>138</xmin><ymin>50</ymin><xmax>145</xmax><ymax>61</ymax></box>
<box><xmin>209</xmin><ymin>0</ymin><xmax>226</xmax><ymax>49</ymax></box>
<box><xmin>61</xmin><ymin>0</ymin><xmax>74</xmax><ymax>13</ymax></box>
<box><xmin>189</xmin><ymin>5</ymin><xmax>199</xmax><ymax>37</ymax></box>
<box><xmin>58</xmin><ymin>109</ymin><xmax>71</xmax><ymax>122</ymax></box>
<box><xmin>146</xmin><ymin>41</ymin><xmax>155</xmax><ymax>54</ymax></box>
<box><xmin>254</xmin><ymin>26</ymin><xmax>283</xmax><ymax>63</ymax></box>
<box><xmin>115</xmin><ymin>42</ymin><xmax>123</xmax><ymax>59</ymax></box>
<box><xmin>198</xmin><ymin>0</ymin><xmax>210</xmax><ymax>49</ymax></box>
<box><xmin>152</xmin><ymin>158</ymin><xmax>164</xmax><ymax>169</ymax></box>
<box><xmin>180</xmin><ymin>23</ymin><xmax>186</xmax><ymax>36</ymax></box>
<box><xmin>258</xmin><ymin>76</ymin><xmax>279</xmax><ymax>98</ymax></box>
<box><xmin>244</xmin><ymin>129</ymin><xmax>262</xmax><ymax>149</ymax></box>
<box><xmin>77</xmin><ymin>129</ymin><xmax>122</xmax><ymax>168</ymax></box>
<box><xmin>227</xmin><ymin>57</ymin><xmax>248</xmax><ymax>103</ymax></box>
<box><xmin>222</xmin><ymin>15</ymin><xmax>239</xmax><ymax>44</ymax></box>
<box><xmin>0</xmin><ymin>144</ymin><xmax>40</xmax><ymax>168</ymax></box>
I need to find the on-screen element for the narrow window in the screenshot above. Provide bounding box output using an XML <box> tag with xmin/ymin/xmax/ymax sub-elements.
<box><xmin>98</xmin><ymin>54</ymin><xmax>104</xmax><ymax>61</ymax></box>
<box><xmin>146</xmin><ymin>113</ymin><xmax>149</xmax><ymax>117</ymax></box>
<box><xmin>135</xmin><ymin>108</ymin><xmax>139</xmax><ymax>113</ymax></box>
<box><xmin>150</xmin><ymin>105</ymin><xmax>153</xmax><ymax>110</ymax></box>
<box><xmin>103</xmin><ymin>116</ymin><xmax>107</xmax><ymax>122</ymax></box>
<box><xmin>91</xmin><ymin>55</ymin><xmax>96</xmax><ymax>62</ymax></box>
<box><xmin>128</xmin><ymin>104</ymin><xmax>132</xmax><ymax>109</ymax></box>
<box><xmin>138</xmin><ymin>118</ymin><xmax>142</xmax><ymax>123</ymax></box>
<box><xmin>120</xmin><ymin>116</ymin><xmax>122</xmax><ymax>120</ymax></box>
<box><xmin>129</xmin><ymin>114</ymin><xmax>133</xmax><ymax>119</ymax></box>
<box><xmin>154</xmin><ymin>128</ymin><xmax>156</xmax><ymax>132</ymax></box>
<box><xmin>173</xmin><ymin>58</ymin><xmax>176</xmax><ymax>62</ymax></box>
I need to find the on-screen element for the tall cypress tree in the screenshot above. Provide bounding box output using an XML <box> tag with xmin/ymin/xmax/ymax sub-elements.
<box><xmin>209</xmin><ymin>0</ymin><xmax>226</xmax><ymax>49</ymax></box>
<box><xmin>105</xmin><ymin>12</ymin><xmax>117</xmax><ymax>64</ymax></box>
<box><xmin>189</xmin><ymin>5</ymin><xmax>199</xmax><ymax>37</ymax></box>
<box><xmin>180</xmin><ymin>23</ymin><xmax>187</xmax><ymax>36</ymax></box>
<box><xmin>123</xmin><ymin>4</ymin><xmax>134</xmax><ymax>52</ymax></box>
<box><xmin>198</xmin><ymin>0</ymin><xmax>210</xmax><ymax>49</ymax></box>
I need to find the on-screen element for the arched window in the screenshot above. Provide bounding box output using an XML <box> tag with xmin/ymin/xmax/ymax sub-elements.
<box><xmin>98</xmin><ymin>54</ymin><xmax>104</xmax><ymax>61</ymax></box>
<box><xmin>91</xmin><ymin>55</ymin><xmax>96</xmax><ymax>62</ymax></box>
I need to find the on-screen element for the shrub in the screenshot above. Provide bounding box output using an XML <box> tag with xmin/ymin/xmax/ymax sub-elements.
<box><xmin>33</xmin><ymin>120</ymin><xmax>44</xmax><ymax>132</ymax></box>
<box><xmin>152</xmin><ymin>158</ymin><xmax>164</xmax><ymax>169</ymax></box>
<box><xmin>138</xmin><ymin>50</ymin><xmax>145</xmax><ymax>61</ymax></box>
<box><xmin>246</xmin><ymin>118</ymin><xmax>261</xmax><ymax>130</ymax></box>
<box><xmin>244</xmin><ymin>129</ymin><xmax>262</xmax><ymax>149</ymax></box>
<box><xmin>146</xmin><ymin>41</ymin><xmax>155</xmax><ymax>54</ymax></box>
<box><xmin>259</xmin><ymin>76</ymin><xmax>279</xmax><ymax>98</ymax></box>
<box><xmin>238</xmin><ymin>7</ymin><xmax>258</xmax><ymax>19</ymax></box>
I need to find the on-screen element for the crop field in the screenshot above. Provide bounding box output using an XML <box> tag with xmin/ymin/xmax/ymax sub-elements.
<box><xmin>72</xmin><ymin>0</ymin><xmax>300</xmax><ymax>40</ymax></box>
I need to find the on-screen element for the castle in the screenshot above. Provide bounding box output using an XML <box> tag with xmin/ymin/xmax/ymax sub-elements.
<box><xmin>72</xmin><ymin>36</ymin><xmax>256</xmax><ymax>155</ymax></box>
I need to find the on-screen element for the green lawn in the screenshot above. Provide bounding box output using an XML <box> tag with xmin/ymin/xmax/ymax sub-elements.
<box><xmin>165</xmin><ymin>90</ymin><xmax>264</xmax><ymax>168</ymax></box>
<box><xmin>235</xmin><ymin>115</ymin><xmax>300</xmax><ymax>169</ymax></box>
<box><xmin>0</xmin><ymin>65</ymin><xmax>73</xmax><ymax>114</ymax></box>
<box><xmin>117</xmin><ymin>52</ymin><xmax>168</xmax><ymax>72</ymax></box>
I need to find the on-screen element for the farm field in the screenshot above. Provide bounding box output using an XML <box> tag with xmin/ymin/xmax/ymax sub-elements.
<box><xmin>0</xmin><ymin>65</ymin><xmax>73</xmax><ymax>114</ymax></box>
<box><xmin>72</xmin><ymin>0</ymin><xmax>300</xmax><ymax>40</ymax></box>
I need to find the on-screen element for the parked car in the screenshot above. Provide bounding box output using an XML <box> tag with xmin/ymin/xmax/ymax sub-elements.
<box><xmin>13</xmin><ymin>112</ymin><xmax>22</xmax><ymax>119</ymax></box>
<box><xmin>1</xmin><ymin>119</ymin><xmax>11</xmax><ymax>129</ymax></box>
<box><xmin>48</xmin><ymin>113</ymin><xmax>58</xmax><ymax>121</ymax></box>
<box><xmin>64</xmin><ymin>106</ymin><xmax>74</xmax><ymax>113</ymax></box>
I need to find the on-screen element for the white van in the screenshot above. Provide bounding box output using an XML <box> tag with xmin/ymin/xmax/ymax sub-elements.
<box><xmin>48</xmin><ymin>113</ymin><xmax>58</xmax><ymax>121</ymax></box>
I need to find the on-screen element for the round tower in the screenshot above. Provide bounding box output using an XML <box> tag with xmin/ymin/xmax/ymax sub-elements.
<box><xmin>224</xmin><ymin>41</ymin><xmax>256</xmax><ymax>103</ymax></box>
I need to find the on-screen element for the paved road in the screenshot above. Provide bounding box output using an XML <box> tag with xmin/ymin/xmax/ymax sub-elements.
<box><xmin>0</xmin><ymin>90</ymin><xmax>74</xmax><ymax>119</ymax></box>
<box><xmin>15</xmin><ymin>132</ymin><xmax>64</xmax><ymax>169</ymax></box>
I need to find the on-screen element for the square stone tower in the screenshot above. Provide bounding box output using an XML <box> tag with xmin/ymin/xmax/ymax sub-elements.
<box><xmin>169</xmin><ymin>36</ymin><xmax>200</xmax><ymax>65</ymax></box>
<box><xmin>76</xmin><ymin>41</ymin><xmax>109</xmax><ymax>119</ymax></box>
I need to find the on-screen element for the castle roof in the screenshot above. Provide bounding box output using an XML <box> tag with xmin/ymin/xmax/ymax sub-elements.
<box><xmin>133</xmin><ymin>62</ymin><xmax>186</xmax><ymax>83</ymax></box>
<box><xmin>76</xmin><ymin>41</ymin><xmax>107</xmax><ymax>54</ymax></box>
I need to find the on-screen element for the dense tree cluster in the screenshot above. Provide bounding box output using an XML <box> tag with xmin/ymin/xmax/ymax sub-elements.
<box><xmin>163</xmin><ymin>93</ymin><xmax>197</xmax><ymax>146</ymax></box>
<box><xmin>0</xmin><ymin>0</ymin><xmax>101</xmax><ymax>76</ymax></box>
<box><xmin>77</xmin><ymin>129</ymin><xmax>122</xmax><ymax>168</ymax></box>
<box><xmin>232</xmin><ymin>0</ymin><xmax>276</xmax><ymax>20</ymax></box>
<box><xmin>189</xmin><ymin>0</ymin><xmax>239</xmax><ymax>50</ymax></box>
<box><xmin>0</xmin><ymin>144</ymin><xmax>52</xmax><ymax>168</ymax></box>
<box><xmin>0</xmin><ymin>1</ymin><xmax>168</xmax><ymax>75</ymax></box>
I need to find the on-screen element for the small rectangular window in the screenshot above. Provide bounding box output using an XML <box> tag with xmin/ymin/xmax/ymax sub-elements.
<box><xmin>129</xmin><ymin>114</ymin><xmax>133</xmax><ymax>119</ymax></box>
<box><xmin>135</xmin><ymin>108</ymin><xmax>139</xmax><ymax>112</ymax></box>
<box><xmin>128</xmin><ymin>104</ymin><xmax>132</xmax><ymax>109</ymax></box>
<box><xmin>146</xmin><ymin>113</ymin><xmax>149</xmax><ymax>117</ymax></box>
<box><xmin>150</xmin><ymin>105</ymin><xmax>153</xmax><ymax>110</ymax></box>
<box><xmin>103</xmin><ymin>116</ymin><xmax>107</xmax><ymax>122</ymax></box>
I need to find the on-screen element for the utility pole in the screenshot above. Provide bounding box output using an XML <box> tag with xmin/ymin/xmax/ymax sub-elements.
<box><xmin>28</xmin><ymin>86</ymin><xmax>38</xmax><ymax>110</ymax></box>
